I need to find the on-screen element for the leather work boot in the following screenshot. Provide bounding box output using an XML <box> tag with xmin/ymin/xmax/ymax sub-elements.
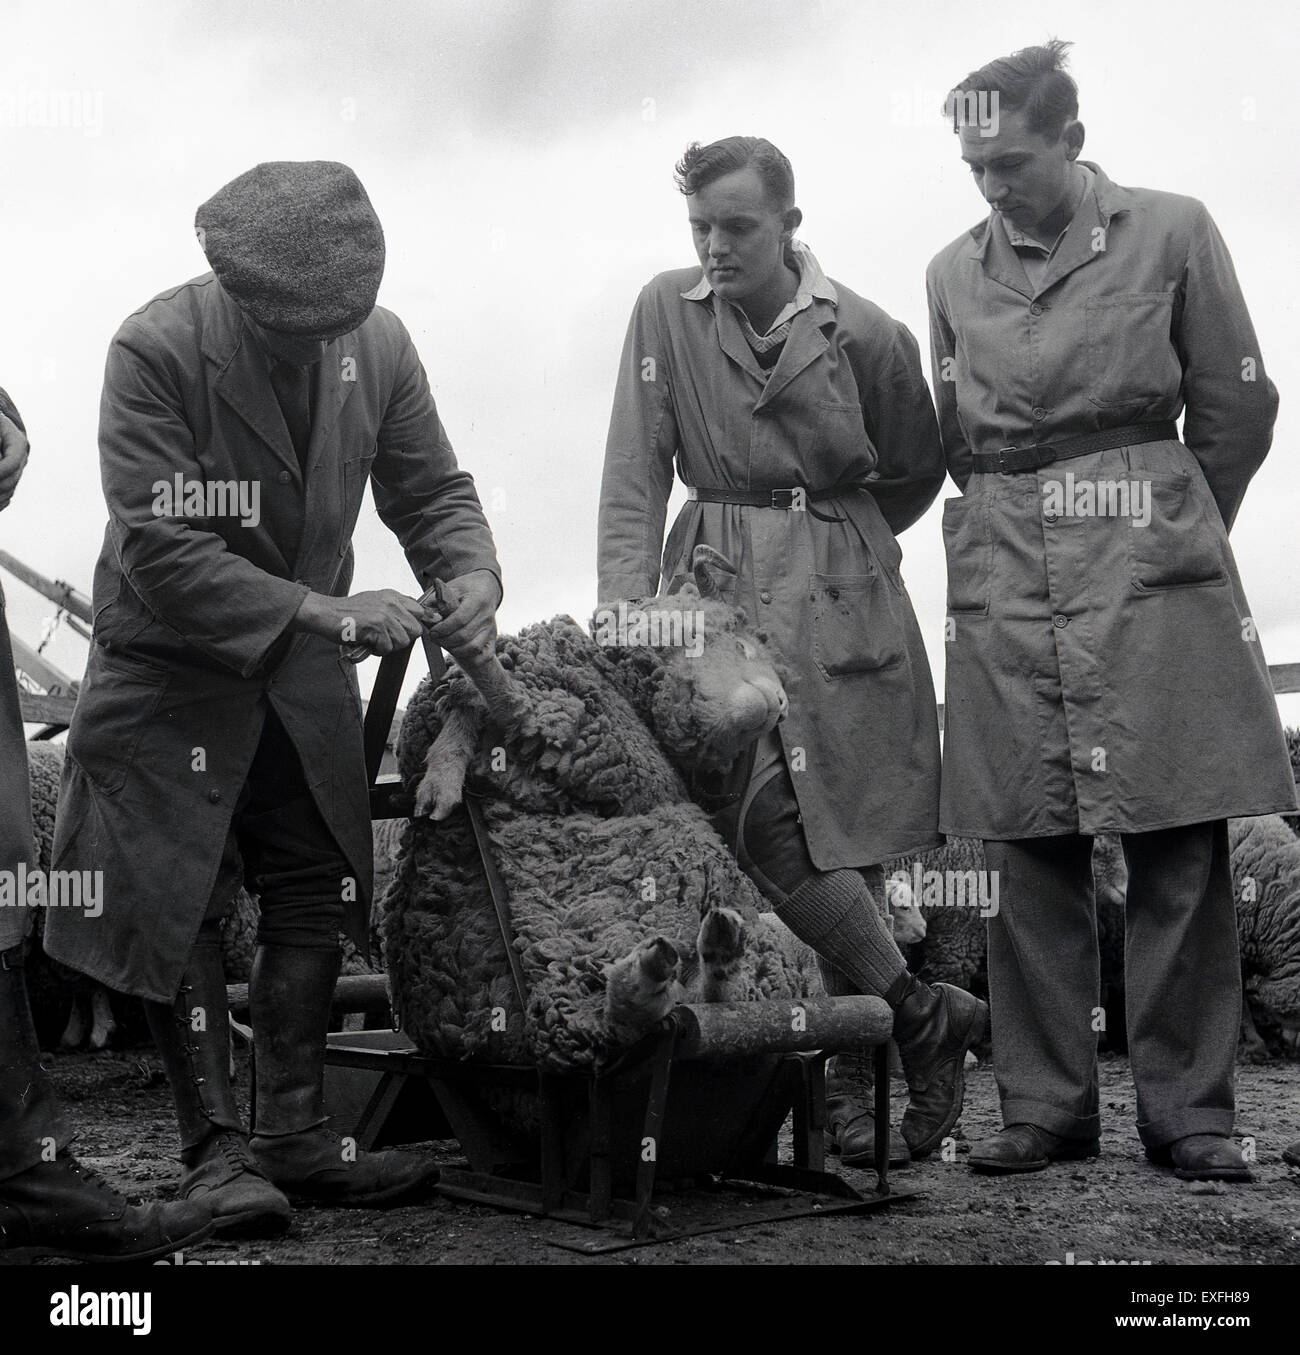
<box><xmin>824</xmin><ymin>1052</ymin><xmax>910</xmax><ymax>1168</ymax></box>
<box><xmin>890</xmin><ymin>977</ymin><xmax>988</xmax><ymax>1159</ymax></box>
<box><xmin>1146</xmin><ymin>1134</ymin><xmax>1252</xmax><ymax>1183</ymax></box>
<box><xmin>248</xmin><ymin>943</ymin><xmax>439</xmax><ymax>1206</ymax></box>
<box><xmin>0</xmin><ymin>1154</ymin><xmax>214</xmax><ymax>1263</ymax></box>
<box><xmin>969</xmin><ymin>1123</ymin><xmax>1101</xmax><ymax>1175</ymax></box>
<box><xmin>144</xmin><ymin>924</ymin><xmax>291</xmax><ymax>1238</ymax></box>
<box><xmin>1</xmin><ymin>946</ymin><xmax>212</xmax><ymax>1262</ymax></box>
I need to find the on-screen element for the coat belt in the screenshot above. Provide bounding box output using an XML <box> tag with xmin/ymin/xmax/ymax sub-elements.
<box><xmin>686</xmin><ymin>480</ymin><xmax>869</xmax><ymax>522</ymax></box>
<box><xmin>970</xmin><ymin>421</ymin><xmax>1179</xmax><ymax>475</ymax></box>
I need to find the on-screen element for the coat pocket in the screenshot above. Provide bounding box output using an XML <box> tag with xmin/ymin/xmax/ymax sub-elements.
<box><xmin>66</xmin><ymin>651</ymin><xmax>171</xmax><ymax>795</ymax></box>
<box><xmin>1127</xmin><ymin>471</ymin><xmax>1228</xmax><ymax>591</ymax></box>
<box><xmin>810</xmin><ymin>571</ymin><xmax>903</xmax><ymax>680</ymax></box>
<box><xmin>942</xmin><ymin>494</ymin><xmax>991</xmax><ymax>615</ymax></box>
<box><xmin>1086</xmin><ymin>292</ymin><xmax>1178</xmax><ymax>408</ymax></box>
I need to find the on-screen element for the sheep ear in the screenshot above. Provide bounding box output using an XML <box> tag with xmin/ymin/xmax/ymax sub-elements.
<box><xmin>691</xmin><ymin>544</ymin><xmax>737</xmax><ymax>599</ymax></box>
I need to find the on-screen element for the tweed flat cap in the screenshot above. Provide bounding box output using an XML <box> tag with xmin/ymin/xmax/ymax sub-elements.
<box><xmin>195</xmin><ymin>161</ymin><xmax>385</xmax><ymax>340</ymax></box>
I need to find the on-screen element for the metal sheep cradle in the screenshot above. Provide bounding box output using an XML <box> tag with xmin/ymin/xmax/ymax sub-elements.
<box><xmin>305</xmin><ymin>606</ymin><xmax>915</xmax><ymax>1253</ymax></box>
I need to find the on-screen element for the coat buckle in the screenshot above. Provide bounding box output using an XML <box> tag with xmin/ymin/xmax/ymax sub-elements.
<box><xmin>770</xmin><ymin>488</ymin><xmax>796</xmax><ymax>509</ymax></box>
<box><xmin>995</xmin><ymin>446</ymin><xmax>1019</xmax><ymax>474</ymax></box>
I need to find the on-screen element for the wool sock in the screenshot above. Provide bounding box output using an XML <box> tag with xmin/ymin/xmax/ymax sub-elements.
<box><xmin>775</xmin><ymin>869</ymin><xmax>907</xmax><ymax>998</ymax></box>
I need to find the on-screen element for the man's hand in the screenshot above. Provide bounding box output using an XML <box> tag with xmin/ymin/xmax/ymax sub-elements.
<box><xmin>293</xmin><ymin>588</ymin><xmax>437</xmax><ymax>655</ymax></box>
<box><xmin>0</xmin><ymin>411</ymin><xmax>30</xmax><ymax>512</ymax></box>
<box><xmin>427</xmin><ymin>568</ymin><xmax>501</xmax><ymax>665</ymax></box>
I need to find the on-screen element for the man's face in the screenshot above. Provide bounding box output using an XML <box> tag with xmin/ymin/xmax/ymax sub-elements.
<box><xmin>687</xmin><ymin>166</ymin><xmax>791</xmax><ymax>304</ymax></box>
<box><xmin>959</xmin><ymin>106</ymin><xmax>1081</xmax><ymax>236</ymax></box>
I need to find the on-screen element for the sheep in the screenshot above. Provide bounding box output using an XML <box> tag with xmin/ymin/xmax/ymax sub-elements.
<box><xmin>381</xmin><ymin>546</ymin><xmax>816</xmax><ymax>1072</ymax></box>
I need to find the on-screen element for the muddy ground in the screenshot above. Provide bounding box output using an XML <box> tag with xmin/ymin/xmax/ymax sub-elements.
<box><xmin>21</xmin><ymin>1042</ymin><xmax>1300</xmax><ymax>1268</ymax></box>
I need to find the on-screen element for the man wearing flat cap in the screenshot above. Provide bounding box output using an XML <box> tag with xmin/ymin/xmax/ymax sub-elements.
<box><xmin>45</xmin><ymin>161</ymin><xmax>503</xmax><ymax>1236</ymax></box>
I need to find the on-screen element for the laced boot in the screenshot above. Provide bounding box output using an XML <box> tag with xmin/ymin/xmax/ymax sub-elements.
<box><xmin>1</xmin><ymin>946</ymin><xmax>212</xmax><ymax>1261</ymax></box>
<box><xmin>824</xmin><ymin>1052</ymin><xmax>910</xmax><ymax>1168</ymax></box>
<box><xmin>144</xmin><ymin>925</ymin><xmax>291</xmax><ymax>1237</ymax></box>
<box><xmin>248</xmin><ymin>943</ymin><xmax>439</xmax><ymax>1206</ymax></box>
<box><xmin>890</xmin><ymin>975</ymin><xmax>988</xmax><ymax>1159</ymax></box>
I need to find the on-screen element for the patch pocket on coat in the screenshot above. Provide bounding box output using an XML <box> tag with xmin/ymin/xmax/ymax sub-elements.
<box><xmin>942</xmin><ymin>494</ymin><xmax>991</xmax><ymax>615</ymax></box>
<box><xmin>1085</xmin><ymin>293</ymin><xmax>1178</xmax><ymax>407</ymax></box>
<box><xmin>1127</xmin><ymin>472</ymin><xmax>1229</xmax><ymax>591</ymax></box>
<box><xmin>810</xmin><ymin>572</ymin><xmax>904</xmax><ymax>680</ymax></box>
<box><xmin>814</xmin><ymin>400</ymin><xmax>871</xmax><ymax>458</ymax></box>
<box><xmin>66</xmin><ymin>652</ymin><xmax>171</xmax><ymax>795</ymax></box>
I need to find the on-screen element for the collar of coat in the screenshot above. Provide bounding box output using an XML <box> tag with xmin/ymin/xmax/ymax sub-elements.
<box><xmin>199</xmin><ymin>274</ymin><xmax>360</xmax><ymax>482</ymax></box>
<box><xmin>678</xmin><ymin>241</ymin><xmax>840</xmax><ymax>403</ymax></box>
<box><xmin>966</xmin><ymin>160</ymin><xmax>1133</xmax><ymax>299</ymax></box>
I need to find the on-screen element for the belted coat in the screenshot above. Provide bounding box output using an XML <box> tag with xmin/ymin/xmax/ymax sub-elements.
<box><xmin>598</xmin><ymin>259</ymin><xmax>946</xmax><ymax>870</ymax></box>
<box><xmin>44</xmin><ymin>276</ymin><xmax>500</xmax><ymax>1001</ymax></box>
<box><xmin>927</xmin><ymin>164</ymin><xmax>1297</xmax><ymax>838</ymax></box>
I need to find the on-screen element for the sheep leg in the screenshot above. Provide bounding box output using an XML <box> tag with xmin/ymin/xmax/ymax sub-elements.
<box><xmin>59</xmin><ymin>997</ymin><xmax>89</xmax><ymax>1051</ymax></box>
<box><xmin>88</xmin><ymin>985</ymin><xmax>118</xmax><ymax>1050</ymax></box>
<box><xmin>414</xmin><ymin>705</ymin><xmax>485</xmax><ymax>820</ymax></box>
<box><xmin>696</xmin><ymin>907</ymin><xmax>746</xmax><ymax>1003</ymax></box>
<box><xmin>605</xmin><ymin>936</ymin><xmax>681</xmax><ymax>1035</ymax></box>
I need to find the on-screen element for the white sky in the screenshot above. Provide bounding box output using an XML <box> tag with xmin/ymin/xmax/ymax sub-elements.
<box><xmin>2</xmin><ymin>0</ymin><xmax>1297</xmax><ymax>725</ymax></box>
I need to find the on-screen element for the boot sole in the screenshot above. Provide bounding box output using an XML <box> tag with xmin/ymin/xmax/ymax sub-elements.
<box><xmin>0</xmin><ymin>1216</ymin><xmax>215</xmax><ymax>1265</ymax></box>
<box><xmin>904</xmin><ymin>999</ymin><xmax>989</xmax><ymax>1160</ymax></box>
<box><xmin>209</xmin><ymin>1204</ymin><xmax>293</xmax><ymax>1239</ymax></box>
<box><xmin>1145</xmin><ymin>1144</ymin><xmax>1252</xmax><ymax>1182</ymax></box>
<box><xmin>827</xmin><ymin>1136</ymin><xmax>911</xmax><ymax>1169</ymax></box>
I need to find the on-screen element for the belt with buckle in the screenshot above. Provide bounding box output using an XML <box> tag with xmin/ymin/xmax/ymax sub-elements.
<box><xmin>970</xmin><ymin>421</ymin><xmax>1179</xmax><ymax>475</ymax></box>
<box><xmin>687</xmin><ymin>481</ymin><xmax>867</xmax><ymax>522</ymax></box>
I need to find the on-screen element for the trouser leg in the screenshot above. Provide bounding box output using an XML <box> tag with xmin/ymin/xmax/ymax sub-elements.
<box><xmin>983</xmin><ymin>834</ymin><xmax>1100</xmax><ymax>1140</ymax></box>
<box><xmin>1122</xmin><ymin>820</ymin><xmax>1237</xmax><ymax>1148</ymax></box>
<box><xmin>0</xmin><ymin>944</ymin><xmax>70</xmax><ymax>1182</ymax></box>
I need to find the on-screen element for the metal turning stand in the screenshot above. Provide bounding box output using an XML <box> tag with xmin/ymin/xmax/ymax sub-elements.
<box><xmin>318</xmin><ymin>637</ymin><xmax>916</xmax><ymax>1253</ymax></box>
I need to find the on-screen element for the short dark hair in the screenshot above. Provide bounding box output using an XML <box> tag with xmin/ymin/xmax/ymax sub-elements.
<box><xmin>674</xmin><ymin>137</ymin><xmax>795</xmax><ymax>213</ymax></box>
<box><xmin>945</xmin><ymin>39</ymin><xmax>1079</xmax><ymax>139</ymax></box>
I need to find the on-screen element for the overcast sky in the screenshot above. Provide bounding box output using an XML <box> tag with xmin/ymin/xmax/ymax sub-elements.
<box><xmin>2</xmin><ymin>0</ymin><xmax>1296</xmax><ymax>724</ymax></box>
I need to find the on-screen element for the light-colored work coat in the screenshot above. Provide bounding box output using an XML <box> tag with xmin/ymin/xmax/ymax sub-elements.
<box><xmin>599</xmin><ymin>262</ymin><xmax>946</xmax><ymax>869</ymax></box>
<box><xmin>44</xmin><ymin>276</ymin><xmax>500</xmax><ymax>1001</ymax></box>
<box><xmin>927</xmin><ymin>163</ymin><xmax>1297</xmax><ymax>838</ymax></box>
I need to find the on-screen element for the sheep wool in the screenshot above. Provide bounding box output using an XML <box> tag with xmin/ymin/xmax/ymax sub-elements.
<box><xmin>383</xmin><ymin>610</ymin><xmax>814</xmax><ymax>1072</ymax></box>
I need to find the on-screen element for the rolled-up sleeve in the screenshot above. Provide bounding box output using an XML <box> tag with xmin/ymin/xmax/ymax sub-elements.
<box><xmin>101</xmin><ymin>324</ymin><xmax>310</xmax><ymax>677</ymax></box>
<box><xmin>597</xmin><ymin>286</ymin><xmax>679</xmax><ymax>603</ymax></box>
<box><xmin>1175</xmin><ymin>203</ymin><xmax>1279</xmax><ymax>530</ymax></box>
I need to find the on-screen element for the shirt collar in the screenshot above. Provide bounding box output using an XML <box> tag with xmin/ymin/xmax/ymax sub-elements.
<box><xmin>998</xmin><ymin>162</ymin><xmax>1096</xmax><ymax>254</ymax></box>
<box><xmin>970</xmin><ymin>161</ymin><xmax>1130</xmax><ymax>260</ymax></box>
<box><xmin>681</xmin><ymin>239</ymin><xmax>838</xmax><ymax>320</ymax></box>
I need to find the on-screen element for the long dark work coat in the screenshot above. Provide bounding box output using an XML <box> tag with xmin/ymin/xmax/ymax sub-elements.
<box><xmin>44</xmin><ymin>276</ymin><xmax>500</xmax><ymax>1001</ymax></box>
<box><xmin>927</xmin><ymin>163</ymin><xmax>1298</xmax><ymax>838</ymax></box>
<box><xmin>599</xmin><ymin>256</ymin><xmax>946</xmax><ymax>869</ymax></box>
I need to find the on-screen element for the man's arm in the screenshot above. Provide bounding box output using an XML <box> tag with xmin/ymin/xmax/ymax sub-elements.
<box><xmin>855</xmin><ymin>320</ymin><xmax>946</xmax><ymax>534</ymax></box>
<box><xmin>1175</xmin><ymin>202</ymin><xmax>1279</xmax><ymax>531</ymax></box>
<box><xmin>596</xmin><ymin>286</ymin><xmax>678</xmax><ymax>603</ymax></box>
<box><xmin>0</xmin><ymin>388</ymin><xmax>29</xmax><ymax>512</ymax></box>
<box><xmin>367</xmin><ymin>316</ymin><xmax>502</xmax><ymax>660</ymax></box>
<box><xmin>925</xmin><ymin>268</ymin><xmax>974</xmax><ymax>492</ymax></box>
<box><xmin>100</xmin><ymin>324</ymin><xmax>313</xmax><ymax>676</ymax></box>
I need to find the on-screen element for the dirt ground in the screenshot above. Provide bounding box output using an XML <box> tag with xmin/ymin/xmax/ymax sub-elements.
<box><xmin>22</xmin><ymin>1042</ymin><xmax>1300</xmax><ymax>1267</ymax></box>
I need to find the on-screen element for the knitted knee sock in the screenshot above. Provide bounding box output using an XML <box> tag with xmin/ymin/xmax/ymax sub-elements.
<box><xmin>775</xmin><ymin>870</ymin><xmax>908</xmax><ymax>999</ymax></box>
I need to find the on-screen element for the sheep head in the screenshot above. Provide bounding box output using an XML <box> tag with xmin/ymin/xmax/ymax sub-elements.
<box><xmin>591</xmin><ymin>546</ymin><xmax>788</xmax><ymax>774</ymax></box>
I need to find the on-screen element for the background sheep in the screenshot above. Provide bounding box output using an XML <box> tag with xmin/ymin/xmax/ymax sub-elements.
<box><xmin>383</xmin><ymin>552</ymin><xmax>815</xmax><ymax>1072</ymax></box>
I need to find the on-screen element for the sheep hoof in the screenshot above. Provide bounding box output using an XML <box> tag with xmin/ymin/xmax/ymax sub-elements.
<box><xmin>696</xmin><ymin>907</ymin><xmax>745</xmax><ymax>999</ymax></box>
<box><xmin>605</xmin><ymin>936</ymin><xmax>681</xmax><ymax>1033</ymax></box>
<box><xmin>414</xmin><ymin>768</ymin><xmax>463</xmax><ymax>821</ymax></box>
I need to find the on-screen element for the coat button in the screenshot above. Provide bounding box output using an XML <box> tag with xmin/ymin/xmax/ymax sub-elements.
<box><xmin>1032</xmin><ymin>406</ymin><xmax>1048</xmax><ymax>420</ymax></box>
<box><xmin>277</xmin><ymin>470</ymin><xmax>291</xmax><ymax>484</ymax></box>
<box><xmin>1030</xmin><ymin>303</ymin><xmax>1044</xmax><ymax>316</ymax></box>
<box><xmin>1053</xmin><ymin>614</ymin><xmax>1069</xmax><ymax>628</ymax></box>
<box><xmin>759</xmin><ymin>590</ymin><xmax>772</xmax><ymax>604</ymax></box>
<box><xmin>1043</xmin><ymin>509</ymin><xmax>1059</xmax><ymax>524</ymax></box>
<box><xmin>208</xmin><ymin>789</ymin><xmax>223</xmax><ymax>803</ymax></box>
